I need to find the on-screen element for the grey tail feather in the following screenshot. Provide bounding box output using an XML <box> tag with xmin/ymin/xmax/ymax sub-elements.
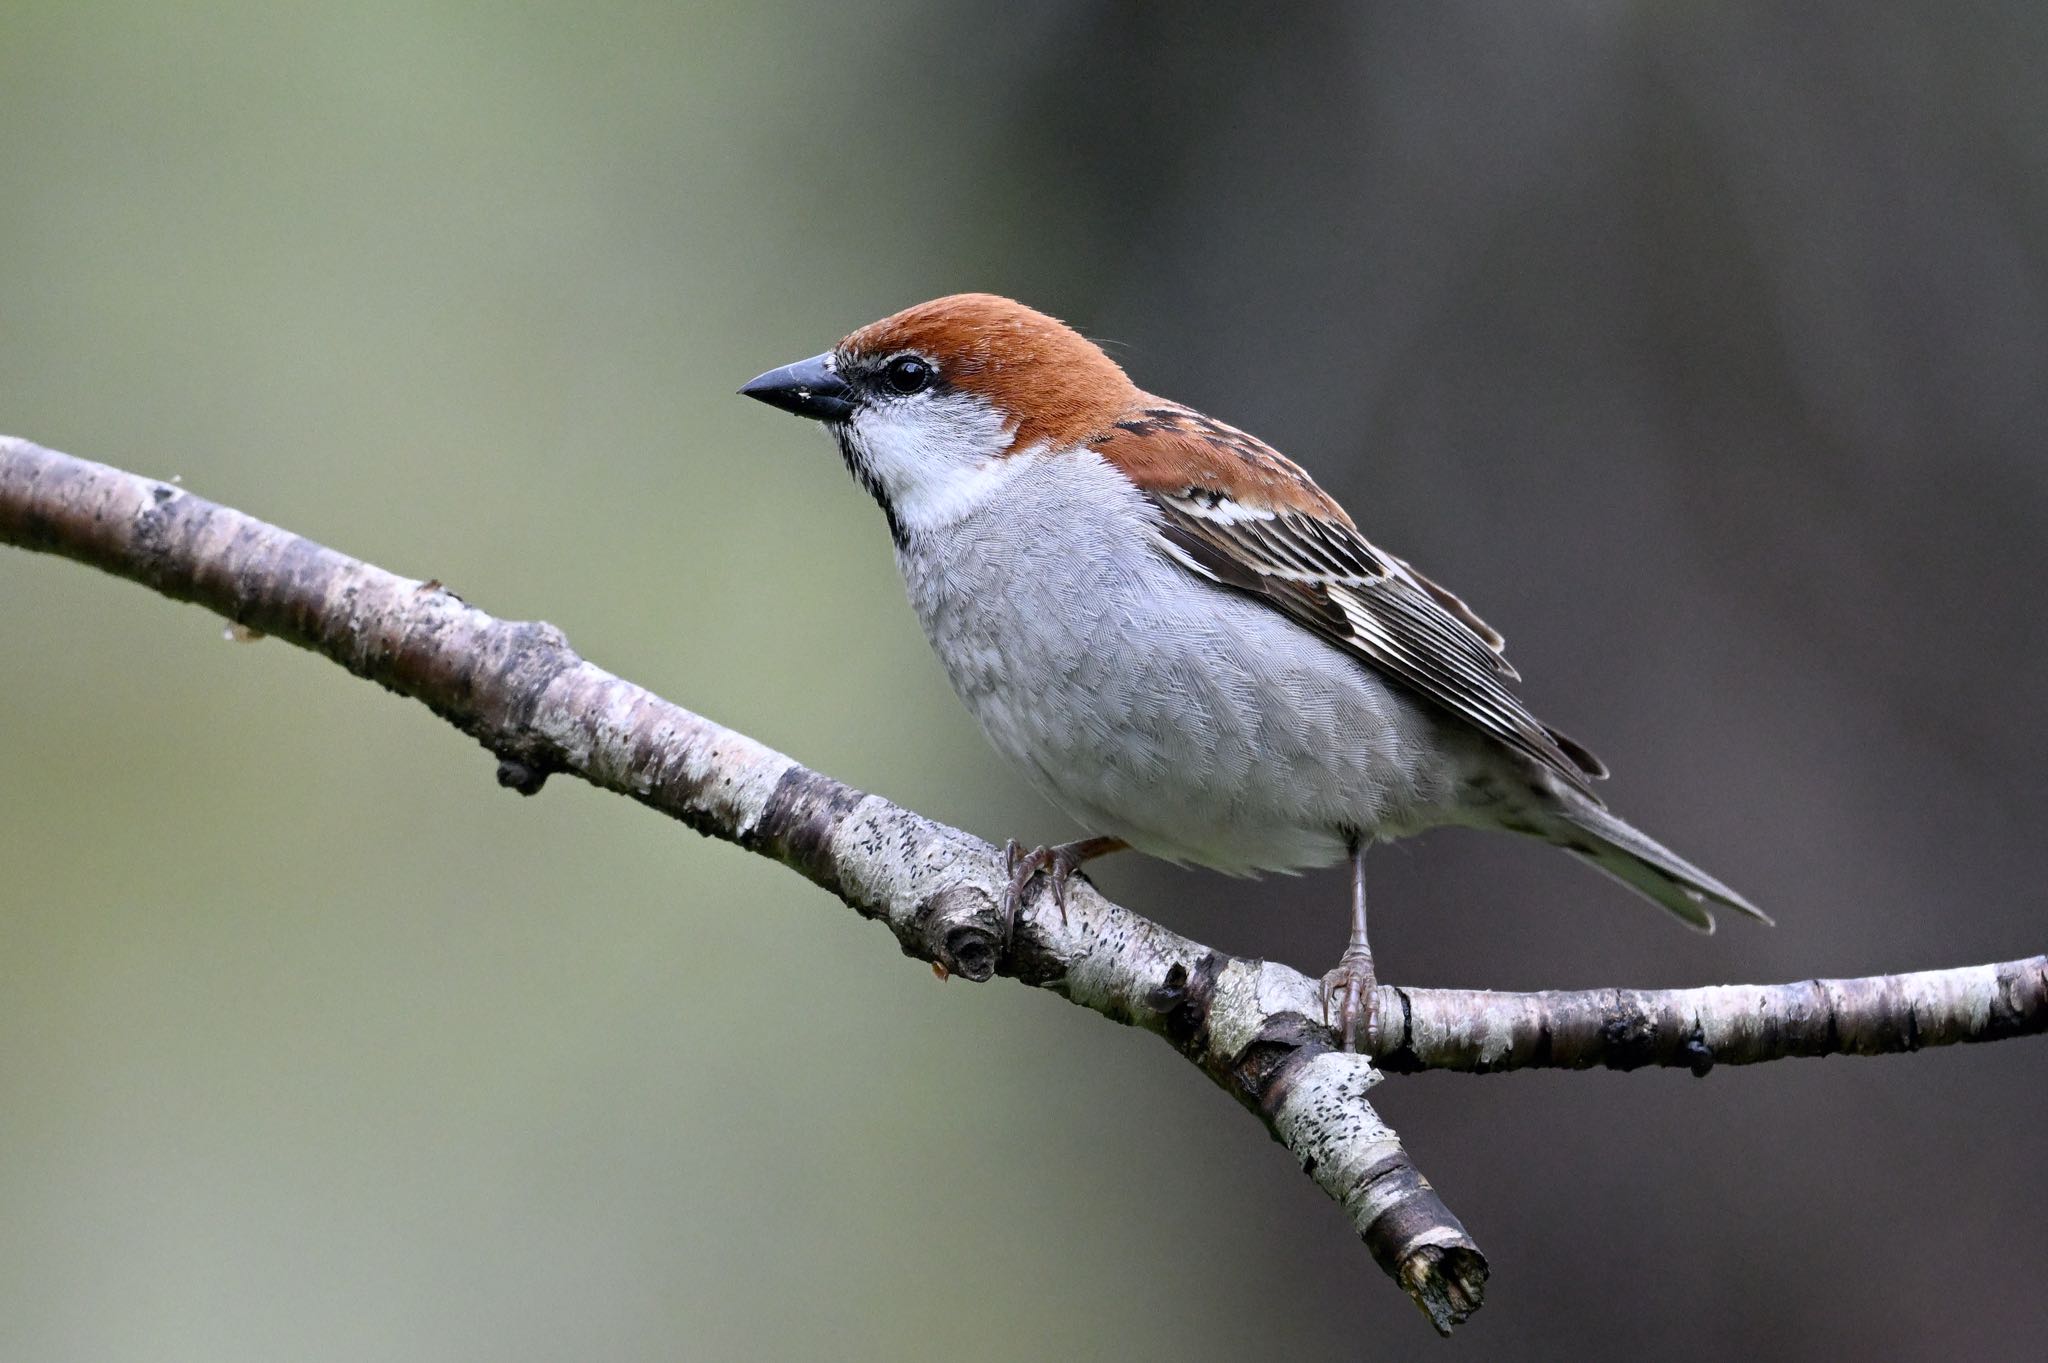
<box><xmin>1547</xmin><ymin>795</ymin><xmax>1773</xmax><ymax>933</ymax></box>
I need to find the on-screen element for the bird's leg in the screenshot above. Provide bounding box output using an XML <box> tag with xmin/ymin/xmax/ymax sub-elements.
<box><xmin>1000</xmin><ymin>835</ymin><xmax>1128</xmax><ymax>941</ymax></box>
<box><xmin>1322</xmin><ymin>838</ymin><xmax>1377</xmax><ymax>1052</ymax></box>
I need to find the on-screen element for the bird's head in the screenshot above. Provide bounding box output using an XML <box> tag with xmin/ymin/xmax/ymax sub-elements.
<box><xmin>741</xmin><ymin>293</ymin><xmax>1137</xmax><ymax>541</ymax></box>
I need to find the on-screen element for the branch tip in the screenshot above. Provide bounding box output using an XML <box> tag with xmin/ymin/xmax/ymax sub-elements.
<box><xmin>1401</xmin><ymin>1243</ymin><xmax>1489</xmax><ymax>1336</ymax></box>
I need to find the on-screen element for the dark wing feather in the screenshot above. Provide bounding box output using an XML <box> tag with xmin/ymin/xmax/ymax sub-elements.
<box><xmin>1149</xmin><ymin>491</ymin><xmax>1607</xmax><ymax>793</ymax></box>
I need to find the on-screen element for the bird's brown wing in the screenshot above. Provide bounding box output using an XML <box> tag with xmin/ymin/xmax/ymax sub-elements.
<box><xmin>1095</xmin><ymin>405</ymin><xmax>1607</xmax><ymax>793</ymax></box>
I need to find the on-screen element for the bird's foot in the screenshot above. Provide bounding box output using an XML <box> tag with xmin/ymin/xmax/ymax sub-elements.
<box><xmin>1322</xmin><ymin>948</ymin><xmax>1378</xmax><ymax>1053</ymax></box>
<box><xmin>1001</xmin><ymin>839</ymin><xmax>1085</xmax><ymax>937</ymax></box>
<box><xmin>999</xmin><ymin>838</ymin><xmax>1099</xmax><ymax>944</ymax></box>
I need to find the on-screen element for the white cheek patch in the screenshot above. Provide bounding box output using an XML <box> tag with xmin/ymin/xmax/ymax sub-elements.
<box><xmin>849</xmin><ymin>392</ymin><xmax>1034</xmax><ymax>532</ymax></box>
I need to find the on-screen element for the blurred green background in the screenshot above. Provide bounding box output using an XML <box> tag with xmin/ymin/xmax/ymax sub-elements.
<box><xmin>4</xmin><ymin>4</ymin><xmax>2045</xmax><ymax>1360</ymax></box>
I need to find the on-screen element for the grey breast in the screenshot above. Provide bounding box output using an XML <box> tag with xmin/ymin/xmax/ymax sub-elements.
<box><xmin>894</xmin><ymin>452</ymin><xmax>1466</xmax><ymax>873</ymax></box>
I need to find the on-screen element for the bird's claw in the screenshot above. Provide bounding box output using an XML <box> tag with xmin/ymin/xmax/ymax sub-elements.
<box><xmin>1000</xmin><ymin>838</ymin><xmax>1084</xmax><ymax>944</ymax></box>
<box><xmin>1322</xmin><ymin>948</ymin><xmax>1378</xmax><ymax>1053</ymax></box>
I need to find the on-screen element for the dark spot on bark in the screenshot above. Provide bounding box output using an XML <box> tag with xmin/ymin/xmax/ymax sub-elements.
<box><xmin>1368</xmin><ymin>989</ymin><xmax>1427</xmax><ymax>1074</ymax></box>
<box><xmin>1683</xmin><ymin>1025</ymin><xmax>1715</xmax><ymax>1077</ymax></box>
<box><xmin>1144</xmin><ymin>960</ymin><xmax>1190</xmax><ymax>1014</ymax></box>
<box><xmin>495</xmin><ymin>756</ymin><xmax>548</xmax><ymax>795</ymax></box>
<box><xmin>941</xmin><ymin>920</ymin><xmax>996</xmax><ymax>982</ymax></box>
<box><xmin>907</xmin><ymin>884</ymin><xmax>998</xmax><ymax>983</ymax></box>
<box><xmin>1238</xmin><ymin>1031</ymin><xmax>1315</xmax><ymax>1110</ymax></box>
<box><xmin>1236</xmin><ymin>1012</ymin><xmax>1332</xmax><ymax>1118</ymax></box>
<box><xmin>1597</xmin><ymin>994</ymin><xmax>1658</xmax><ymax>1071</ymax></box>
<box><xmin>746</xmin><ymin>765</ymin><xmax>867</xmax><ymax>896</ymax></box>
<box><xmin>253</xmin><ymin>534</ymin><xmax>352</xmax><ymax>655</ymax></box>
<box><xmin>485</xmin><ymin>619</ymin><xmax>577</xmax><ymax>736</ymax></box>
<box><xmin>1354</xmin><ymin>1154</ymin><xmax>1423</xmax><ymax>1260</ymax></box>
<box><xmin>132</xmin><ymin>502</ymin><xmax>174</xmax><ymax>587</ymax></box>
<box><xmin>152</xmin><ymin>483</ymin><xmax>175</xmax><ymax>504</ymax></box>
<box><xmin>1161</xmin><ymin>952</ymin><xmax>1222</xmax><ymax>1051</ymax></box>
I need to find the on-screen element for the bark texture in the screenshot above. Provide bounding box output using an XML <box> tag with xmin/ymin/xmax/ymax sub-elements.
<box><xmin>4</xmin><ymin>433</ymin><xmax>2043</xmax><ymax>1334</ymax></box>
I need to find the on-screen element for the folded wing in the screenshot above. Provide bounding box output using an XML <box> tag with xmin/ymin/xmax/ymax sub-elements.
<box><xmin>1094</xmin><ymin>403</ymin><xmax>1607</xmax><ymax>794</ymax></box>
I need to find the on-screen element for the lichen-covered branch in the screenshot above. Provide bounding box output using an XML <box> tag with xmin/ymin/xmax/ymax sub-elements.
<box><xmin>1366</xmin><ymin>957</ymin><xmax>2047</xmax><ymax>1074</ymax></box>
<box><xmin>0</xmin><ymin>435</ymin><xmax>1485</xmax><ymax>1334</ymax></box>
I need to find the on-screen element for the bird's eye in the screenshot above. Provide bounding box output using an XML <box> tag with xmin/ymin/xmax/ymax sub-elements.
<box><xmin>883</xmin><ymin>355</ymin><xmax>934</xmax><ymax>396</ymax></box>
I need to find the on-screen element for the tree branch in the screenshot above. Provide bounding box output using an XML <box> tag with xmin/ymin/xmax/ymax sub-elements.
<box><xmin>0</xmin><ymin>436</ymin><xmax>1484</xmax><ymax>1333</ymax></box>
<box><xmin>5</xmin><ymin>434</ymin><xmax>2042</xmax><ymax>1334</ymax></box>
<box><xmin>1369</xmin><ymin>958</ymin><xmax>2047</xmax><ymax>1074</ymax></box>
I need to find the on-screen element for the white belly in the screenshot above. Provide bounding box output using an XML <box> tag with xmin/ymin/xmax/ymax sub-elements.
<box><xmin>896</xmin><ymin>451</ymin><xmax>1470</xmax><ymax>874</ymax></box>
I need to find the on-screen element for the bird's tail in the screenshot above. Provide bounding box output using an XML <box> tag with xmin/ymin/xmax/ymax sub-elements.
<box><xmin>1542</xmin><ymin>794</ymin><xmax>1771</xmax><ymax>933</ymax></box>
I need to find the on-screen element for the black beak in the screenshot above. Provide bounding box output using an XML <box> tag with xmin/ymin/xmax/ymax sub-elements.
<box><xmin>739</xmin><ymin>352</ymin><xmax>854</xmax><ymax>422</ymax></box>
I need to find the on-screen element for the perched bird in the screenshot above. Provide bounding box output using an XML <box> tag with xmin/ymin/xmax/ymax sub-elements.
<box><xmin>741</xmin><ymin>293</ymin><xmax>1767</xmax><ymax>1046</ymax></box>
